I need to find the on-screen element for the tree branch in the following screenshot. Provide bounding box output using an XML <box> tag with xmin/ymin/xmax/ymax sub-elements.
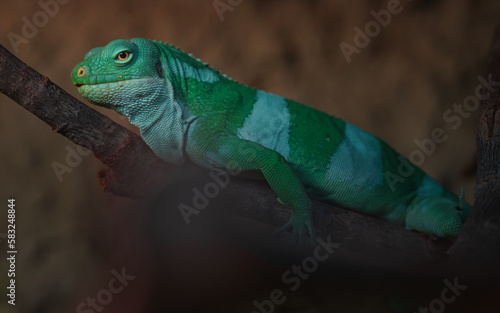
<box><xmin>449</xmin><ymin>23</ymin><xmax>500</xmax><ymax>275</ymax></box>
<box><xmin>0</xmin><ymin>44</ymin><xmax>177</xmax><ymax>197</ymax></box>
<box><xmin>0</xmin><ymin>43</ymin><xmax>447</xmax><ymax>265</ymax></box>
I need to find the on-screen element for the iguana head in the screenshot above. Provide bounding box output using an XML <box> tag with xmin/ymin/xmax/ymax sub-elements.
<box><xmin>72</xmin><ymin>38</ymin><xmax>189</xmax><ymax>164</ymax></box>
<box><xmin>71</xmin><ymin>38</ymin><xmax>168</xmax><ymax>111</ymax></box>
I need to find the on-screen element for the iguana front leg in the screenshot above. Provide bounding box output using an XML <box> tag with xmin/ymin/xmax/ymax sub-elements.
<box><xmin>187</xmin><ymin>131</ymin><xmax>316</xmax><ymax>242</ymax></box>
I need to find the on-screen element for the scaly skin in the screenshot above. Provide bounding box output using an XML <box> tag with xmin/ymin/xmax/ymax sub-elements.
<box><xmin>72</xmin><ymin>38</ymin><xmax>471</xmax><ymax>241</ymax></box>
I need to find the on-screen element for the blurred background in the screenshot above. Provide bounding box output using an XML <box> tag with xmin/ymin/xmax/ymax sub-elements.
<box><xmin>0</xmin><ymin>0</ymin><xmax>499</xmax><ymax>312</ymax></box>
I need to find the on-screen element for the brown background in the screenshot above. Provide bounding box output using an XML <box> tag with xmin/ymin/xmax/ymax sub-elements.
<box><xmin>0</xmin><ymin>0</ymin><xmax>499</xmax><ymax>312</ymax></box>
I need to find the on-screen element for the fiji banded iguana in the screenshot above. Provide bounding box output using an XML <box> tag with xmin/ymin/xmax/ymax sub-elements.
<box><xmin>71</xmin><ymin>38</ymin><xmax>471</xmax><ymax>242</ymax></box>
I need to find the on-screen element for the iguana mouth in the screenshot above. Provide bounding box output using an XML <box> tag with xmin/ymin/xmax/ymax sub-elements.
<box><xmin>73</xmin><ymin>78</ymin><xmax>150</xmax><ymax>88</ymax></box>
<box><xmin>73</xmin><ymin>81</ymin><xmax>114</xmax><ymax>87</ymax></box>
<box><xmin>73</xmin><ymin>81</ymin><xmax>121</xmax><ymax>88</ymax></box>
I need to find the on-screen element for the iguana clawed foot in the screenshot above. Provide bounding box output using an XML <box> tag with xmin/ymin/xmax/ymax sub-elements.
<box><xmin>274</xmin><ymin>214</ymin><xmax>317</xmax><ymax>244</ymax></box>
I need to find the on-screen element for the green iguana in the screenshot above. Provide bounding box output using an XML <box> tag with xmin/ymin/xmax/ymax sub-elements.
<box><xmin>71</xmin><ymin>38</ymin><xmax>471</xmax><ymax>241</ymax></box>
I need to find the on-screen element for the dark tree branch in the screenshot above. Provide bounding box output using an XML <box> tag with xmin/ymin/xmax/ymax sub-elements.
<box><xmin>0</xmin><ymin>44</ymin><xmax>177</xmax><ymax>198</ymax></box>
<box><xmin>219</xmin><ymin>174</ymin><xmax>444</xmax><ymax>268</ymax></box>
<box><xmin>0</xmin><ymin>43</ymin><xmax>452</xmax><ymax>266</ymax></box>
<box><xmin>449</xmin><ymin>23</ymin><xmax>500</xmax><ymax>275</ymax></box>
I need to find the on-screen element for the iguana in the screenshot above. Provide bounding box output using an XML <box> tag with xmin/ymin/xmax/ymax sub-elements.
<box><xmin>71</xmin><ymin>38</ymin><xmax>471</xmax><ymax>241</ymax></box>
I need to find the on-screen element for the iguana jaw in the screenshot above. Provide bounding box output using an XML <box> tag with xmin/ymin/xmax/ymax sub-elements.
<box><xmin>73</xmin><ymin>80</ymin><xmax>127</xmax><ymax>99</ymax></box>
<box><xmin>74</xmin><ymin>77</ymin><xmax>163</xmax><ymax>109</ymax></box>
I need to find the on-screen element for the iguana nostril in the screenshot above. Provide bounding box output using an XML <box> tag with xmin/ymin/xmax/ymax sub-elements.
<box><xmin>77</xmin><ymin>67</ymin><xmax>86</xmax><ymax>77</ymax></box>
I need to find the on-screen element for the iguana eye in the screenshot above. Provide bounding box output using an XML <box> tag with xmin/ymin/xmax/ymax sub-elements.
<box><xmin>116</xmin><ymin>51</ymin><xmax>130</xmax><ymax>61</ymax></box>
<box><xmin>77</xmin><ymin>67</ymin><xmax>86</xmax><ymax>77</ymax></box>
